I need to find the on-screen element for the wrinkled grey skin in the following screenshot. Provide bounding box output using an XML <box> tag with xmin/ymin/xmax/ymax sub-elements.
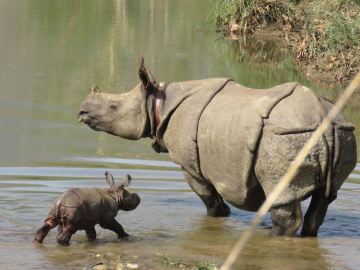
<box><xmin>78</xmin><ymin>61</ymin><xmax>356</xmax><ymax>237</ymax></box>
<box><xmin>33</xmin><ymin>172</ymin><xmax>140</xmax><ymax>245</ymax></box>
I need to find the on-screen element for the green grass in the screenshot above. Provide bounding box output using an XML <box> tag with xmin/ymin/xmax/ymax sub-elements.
<box><xmin>214</xmin><ymin>0</ymin><xmax>360</xmax><ymax>84</ymax></box>
<box><xmin>195</xmin><ymin>261</ymin><xmax>218</xmax><ymax>270</ymax></box>
<box><xmin>214</xmin><ymin>0</ymin><xmax>295</xmax><ymax>34</ymax></box>
<box><xmin>301</xmin><ymin>0</ymin><xmax>360</xmax><ymax>53</ymax></box>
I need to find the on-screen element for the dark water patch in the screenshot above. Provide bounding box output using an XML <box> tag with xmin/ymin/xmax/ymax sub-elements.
<box><xmin>0</xmin><ymin>182</ymin><xmax>47</xmax><ymax>188</ymax></box>
<box><xmin>42</xmin><ymin>157</ymin><xmax>183</xmax><ymax>172</ymax></box>
<box><xmin>347</xmin><ymin>178</ymin><xmax>360</xmax><ymax>185</ymax></box>
<box><xmin>0</xmin><ymin>166</ymin><xmax>183</xmax><ymax>179</ymax></box>
<box><xmin>68</xmin><ymin>156</ymin><xmax>180</xmax><ymax>168</ymax></box>
<box><xmin>349</xmin><ymin>173</ymin><xmax>360</xmax><ymax>179</ymax></box>
<box><xmin>341</xmin><ymin>182</ymin><xmax>360</xmax><ymax>190</ymax></box>
<box><xmin>0</xmin><ymin>179</ymin><xmax>189</xmax><ymax>194</ymax></box>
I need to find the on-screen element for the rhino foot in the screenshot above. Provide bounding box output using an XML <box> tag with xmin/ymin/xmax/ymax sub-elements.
<box><xmin>56</xmin><ymin>227</ymin><xmax>75</xmax><ymax>246</ymax></box>
<box><xmin>271</xmin><ymin>200</ymin><xmax>303</xmax><ymax>237</ymax></box>
<box><xmin>118</xmin><ymin>232</ymin><xmax>129</xmax><ymax>239</ymax></box>
<box><xmin>207</xmin><ymin>202</ymin><xmax>231</xmax><ymax>217</ymax></box>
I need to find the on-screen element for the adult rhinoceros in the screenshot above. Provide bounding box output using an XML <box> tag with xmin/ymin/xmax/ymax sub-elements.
<box><xmin>78</xmin><ymin>59</ymin><xmax>356</xmax><ymax>237</ymax></box>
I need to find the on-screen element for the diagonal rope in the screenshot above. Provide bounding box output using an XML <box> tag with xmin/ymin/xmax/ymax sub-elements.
<box><xmin>220</xmin><ymin>72</ymin><xmax>360</xmax><ymax>270</ymax></box>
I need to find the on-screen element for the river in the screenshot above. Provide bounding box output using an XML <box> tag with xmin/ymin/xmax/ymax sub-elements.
<box><xmin>0</xmin><ymin>0</ymin><xmax>359</xmax><ymax>269</ymax></box>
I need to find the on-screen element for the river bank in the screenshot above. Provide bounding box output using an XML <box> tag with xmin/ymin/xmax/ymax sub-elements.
<box><xmin>215</xmin><ymin>0</ymin><xmax>360</xmax><ymax>89</ymax></box>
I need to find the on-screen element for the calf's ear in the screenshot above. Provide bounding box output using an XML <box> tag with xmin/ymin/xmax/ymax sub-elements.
<box><xmin>120</xmin><ymin>174</ymin><xmax>132</xmax><ymax>188</ymax></box>
<box><xmin>138</xmin><ymin>57</ymin><xmax>157</xmax><ymax>93</ymax></box>
<box><xmin>105</xmin><ymin>171</ymin><xmax>115</xmax><ymax>187</ymax></box>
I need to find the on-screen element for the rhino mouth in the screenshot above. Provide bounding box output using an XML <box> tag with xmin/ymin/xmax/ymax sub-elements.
<box><xmin>78</xmin><ymin>111</ymin><xmax>102</xmax><ymax>130</ymax></box>
<box><xmin>78</xmin><ymin>111</ymin><xmax>93</xmax><ymax>123</ymax></box>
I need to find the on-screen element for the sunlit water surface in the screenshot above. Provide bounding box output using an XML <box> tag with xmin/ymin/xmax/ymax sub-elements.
<box><xmin>0</xmin><ymin>0</ymin><xmax>359</xmax><ymax>269</ymax></box>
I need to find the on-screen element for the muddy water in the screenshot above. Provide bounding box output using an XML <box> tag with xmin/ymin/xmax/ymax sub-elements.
<box><xmin>0</xmin><ymin>0</ymin><xmax>359</xmax><ymax>269</ymax></box>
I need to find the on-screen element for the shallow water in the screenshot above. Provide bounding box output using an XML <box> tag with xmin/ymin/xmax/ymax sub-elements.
<box><xmin>0</xmin><ymin>0</ymin><xmax>359</xmax><ymax>269</ymax></box>
<box><xmin>0</xmin><ymin>162</ymin><xmax>359</xmax><ymax>269</ymax></box>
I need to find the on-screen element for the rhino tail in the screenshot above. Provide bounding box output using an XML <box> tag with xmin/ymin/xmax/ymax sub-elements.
<box><xmin>323</xmin><ymin>126</ymin><xmax>335</xmax><ymax>198</ymax></box>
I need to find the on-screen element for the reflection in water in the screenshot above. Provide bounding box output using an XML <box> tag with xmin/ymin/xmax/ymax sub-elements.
<box><xmin>0</xmin><ymin>0</ymin><xmax>359</xmax><ymax>269</ymax></box>
<box><xmin>182</xmin><ymin>217</ymin><xmax>332</xmax><ymax>270</ymax></box>
<box><xmin>235</xmin><ymin>237</ymin><xmax>331</xmax><ymax>270</ymax></box>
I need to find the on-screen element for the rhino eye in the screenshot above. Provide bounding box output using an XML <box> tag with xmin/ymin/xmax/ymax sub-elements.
<box><xmin>110</xmin><ymin>104</ymin><xmax>118</xmax><ymax>111</ymax></box>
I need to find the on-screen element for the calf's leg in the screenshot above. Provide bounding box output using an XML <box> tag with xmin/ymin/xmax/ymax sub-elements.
<box><xmin>271</xmin><ymin>200</ymin><xmax>303</xmax><ymax>236</ymax></box>
<box><xmin>33</xmin><ymin>217</ymin><xmax>58</xmax><ymax>243</ymax></box>
<box><xmin>100</xmin><ymin>218</ymin><xmax>129</xmax><ymax>238</ymax></box>
<box><xmin>56</xmin><ymin>218</ymin><xmax>77</xmax><ymax>245</ymax></box>
<box><xmin>301</xmin><ymin>190</ymin><xmax>331</xmax><ymax>237</ymax></box>
<box><xmin>85</xmin><ymin>227</ymin><xmax>97</xmax><ymax>240</ymax></box>
<box><xmin>183</xmin><ymin>170</ymin><xmax>230</xmax><ymax>217</ymax></box>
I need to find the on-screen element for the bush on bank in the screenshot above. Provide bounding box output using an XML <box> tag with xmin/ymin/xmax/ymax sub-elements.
<box><xmin>215</xmin><ymin>0</ymin><xmax>360</xmax><ymax>86</ymax></box>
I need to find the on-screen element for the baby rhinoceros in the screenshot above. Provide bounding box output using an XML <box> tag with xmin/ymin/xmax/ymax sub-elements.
<box><xmin>33</xmin><ymin>172</ymin><xmax>140</xmax><ymax>245</ymax></box>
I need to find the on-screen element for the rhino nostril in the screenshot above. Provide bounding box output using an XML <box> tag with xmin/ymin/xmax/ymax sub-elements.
<box><xmin>78</xmin><ymin>111</ymin><xmax>87</xmax><ymax>116</ymax></box>
<box><xmin>78</xmin><ymin>111</ymin><xmax>89</xmax><ymax>122</ymax></box>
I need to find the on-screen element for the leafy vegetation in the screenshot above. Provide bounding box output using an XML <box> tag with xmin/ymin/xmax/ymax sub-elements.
<box><xmin>214</xmin><ymin>0</ymin><xmax>360</xmax><ymax>86</ymax></box>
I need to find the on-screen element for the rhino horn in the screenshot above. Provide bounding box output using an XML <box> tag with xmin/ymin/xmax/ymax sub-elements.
<box><xmin>138</xmin><ymin>57</ymin><xmax>156</xmax><ymax>93</ymax></box>
<box><xmin>90</xmin><ymin>84</ymin><xmax>98</xmax><ymax>93</ymax></box>
<box><xmin>120</xmin><ymin>174</ymin><xmax>132</xmax><ymax>188</ymax></box>
<box><xmin>105</xmin><ymin>171</ymin><xmax>115</xmax><ymax>187</ymax></box>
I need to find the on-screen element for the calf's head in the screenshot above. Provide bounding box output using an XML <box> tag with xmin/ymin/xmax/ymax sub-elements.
<box><xmin>78</xmin><ymin>59</ymin><xmax>157</xmax><ymax>140</ymax></box>
<box><xmin>105</xmin><ymin>171</ymin><xmax>140</xmax><ymax>211</ymax></box>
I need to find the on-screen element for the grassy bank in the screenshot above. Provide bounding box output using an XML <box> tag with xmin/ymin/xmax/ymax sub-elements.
<box><xmin>214</xmin><ymin>0</ymin><xmax>360</xmax><ymax>87</ymax></box>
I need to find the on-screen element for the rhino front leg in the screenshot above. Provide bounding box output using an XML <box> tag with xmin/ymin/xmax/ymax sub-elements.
<box><xmin>271</xmin><ymin>200</ymin><xmax>303</xmax><ymax>236</ymax></box>
<box><xmin>85</xmin><ymin>227</ymin><xmax>97</xmax><ymax>241</ymax></box>
<box><xmin>183</xmin><ymin>170</ymin><xmax>230</xmax><ymax>217</ymax></box>
<box><xmin>301</xmin><ymin>190</ymin><xmax>331</xmax><ymax>237</ymax></box>
<box><xmin>100</xmin><ymin>218</ymin><xmax>129</xmax><ymax>238</ymax></box>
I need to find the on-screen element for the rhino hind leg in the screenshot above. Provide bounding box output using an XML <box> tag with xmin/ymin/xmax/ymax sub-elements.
<box><xmin>271</xmin><ymin>200</ymin><xmax>303</xmax><ymax>236</ymax></box>
<box><xmin>56</xmin><ymin>217</ymin><xmax>77</xmax><ymax>245</ymax></box>
<box><xmin>100</xmin><ymin>218</ymin><xmax>129</xmax><ymax>238</ymax></box>
<box><xmin>85</xmin><ymin>227</ymin><xmax>97</xmax><ymax>240</ymax></box>
<box><xmin>183</xmin><ymin>170</ymin><xmax>230</xmax><ymax>217</ymax></box>
<box><xmin>33</xmin><ymin>217</ymin><xmax>58</xmax><ymax>243</ymax></box>
<box><xmin>301</xmin><ymin>190</ymin><xmax>330</xmax><ymax>237</ymax></box>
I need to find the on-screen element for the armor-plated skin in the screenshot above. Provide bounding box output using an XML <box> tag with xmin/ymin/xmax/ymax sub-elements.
<box><xmin>33</xmin><ymin>172</ymin><xmax>140</xmax><ymax>245</ymax></box>
<box><xmin>78</xmin><ymin>60</ymin><xmax>356</xmax><ymax>237</ymax></box>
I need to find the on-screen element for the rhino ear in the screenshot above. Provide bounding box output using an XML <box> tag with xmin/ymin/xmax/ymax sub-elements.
<box><xmin>105</xmin><ymin>171</ymin><xmax>115</xmax><ymax>187</ymax></box>
<box><xmin>138</xmin><ymin>57</ymin><xmax>156</xmax><ymax>93</ymax></box>
<box><xmin>120</xmin><ymin>174</ymin><xmax>132</xmax><ymax>188</ymax></box>
<box><xmin>90</xmin><ymin>84</ymin><xmax>99</xmax><ymax>93</ymax></box>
